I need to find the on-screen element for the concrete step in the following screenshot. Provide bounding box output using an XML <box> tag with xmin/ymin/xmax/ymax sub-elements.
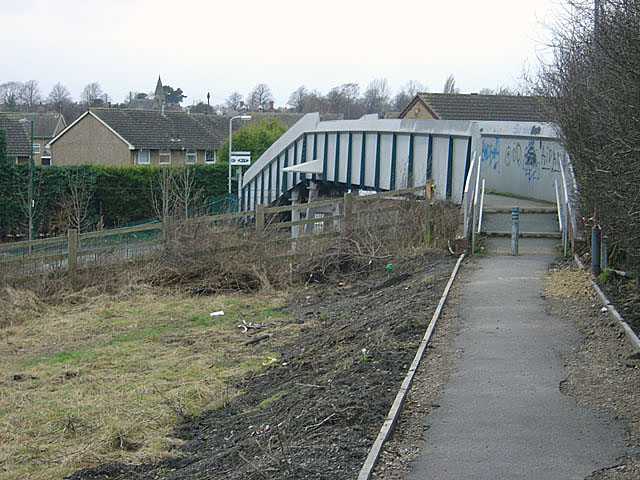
<box><xmin>483</xmin><ymin>236</ymin><xmax>560</xmax><ymax>255</ymax></box>
<box><xmin>484</xmin><ymin>207</ymin><xmax>557</xmax><ymax>214</ymax></box>
<box><xmin>485</xmin><ymin>231</ymin><xmax>561</xmax><ymax>239</ymax></box>
<box><xmin>482</xmin><ymin>211</ymin><xmax>559</xmax><ymax>235</ymax></box>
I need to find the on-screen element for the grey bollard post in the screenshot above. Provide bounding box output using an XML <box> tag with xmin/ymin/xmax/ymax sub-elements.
<box><xmin>591</xmin><ymin>226</ymin><xmax>601</xmax><ymax>276</ymax></box>
<box><xmin>600</xmin><ymin>235</ymin><xmax>608</xmax><ymax>271</ymax></box>
<box><xmin>511</xmin><ymin>206</ymin><xmax>519</xmax><ymax>255</ymax></box>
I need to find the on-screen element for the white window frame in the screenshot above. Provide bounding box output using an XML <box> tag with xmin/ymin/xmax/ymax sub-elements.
<box><xmin>205</xmin><ymin>150</ymin><xmax>216</xmax><ymax>164</ymax></box>
<box><xmin>185</xmin><ymin>149</ymin><xmax>197</xmax><ymax>164</ymax></box>
<box><xmin>159</xmin><ymin>149</ymin><xmax>171</xmax><ymax>165</ymax></box>
<box><xmin>32</xmin><ymin>143</ymin><xmax>41</xmax><ymax>154</ymax></box>
<box><xmin>137</xmin><ymin>149</ymin><xmax>150</xmax><ymax>165</ymax></box>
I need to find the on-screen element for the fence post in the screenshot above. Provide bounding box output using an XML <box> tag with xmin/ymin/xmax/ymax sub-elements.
<box><xmin>343</xmin><ymin>192</ymin><xmax>353</xmax><ymax>232</ymax></box>
<box><xmin>592</xmin><ymin>225</ymin><xmax>601</xmax><ymax>275</ymax></box>
<box><xmin>256</xmin><ymin>204</ymin><xmax>265</xmax><ymax>232</ymax></box>
<box><xmin>68</xmin><ymin>229</ymin><xmax>78</xmax><ymax>276</ymax></box>
<box><xmin>425</xmin><ymin>182</ymin><xmax>434</xmax><ymax>246</ymax></box>
<box><xmin>511</xmin><ymin>207</ymin><xmax>519</xmax><ymax>256</ymax></box>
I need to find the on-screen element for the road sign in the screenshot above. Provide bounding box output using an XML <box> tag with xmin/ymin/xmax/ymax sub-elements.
<box><xmin>230</xmin><ymin>151</ymin><xmax>251</xmax><ymax>166</ymax></box>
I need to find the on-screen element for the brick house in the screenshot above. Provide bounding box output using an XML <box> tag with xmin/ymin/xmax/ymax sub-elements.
<box><xmin>47</xmin><ymin>108</ymin><xmax>230</xmax><ymax>166</ymax></box>
<box><xmin>397</xmin><ymin>93</ymin><xmax>551</xmax><ymax>122</ymax></box>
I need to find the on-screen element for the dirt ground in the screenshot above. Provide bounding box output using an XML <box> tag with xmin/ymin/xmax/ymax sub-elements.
<box><xmin>68</xmin><ymin>251</ymin><xmax>458</xmax><ymax>480</ymax></box>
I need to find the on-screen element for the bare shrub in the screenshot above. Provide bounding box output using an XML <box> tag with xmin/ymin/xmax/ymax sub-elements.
<box><xmin>144</xmin><ymin>194</ymin><xmax>460</xmax><ymax>292</ymax></box>
<box><xmin>535</xmin><ymin>0</ymin><xmax>640</xmax><ymax>270</ymax></box>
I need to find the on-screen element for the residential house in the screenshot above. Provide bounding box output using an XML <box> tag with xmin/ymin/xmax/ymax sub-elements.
<box><xmin>0</xmin><ymin>112</ymin><xmax>67</xmax><ymax>165</ymax></box>
<box><xmin>0</xmin><ymin>113</ymin><xmax>30</xmax><ymax>163</ymax></box>
<box><xmin>397</xmin><ymin>93</ymin><xmax>551</xmax><ymax>122</ymax></box>
<box><xmin>47</xmin><ymin>108</ymin><xmax>230</xmax><ymax>166</ymax></box>
<box><xmin>21</xmin><ymin>113</ymin><xmax>67</xmax><ymax>165</ymax></box>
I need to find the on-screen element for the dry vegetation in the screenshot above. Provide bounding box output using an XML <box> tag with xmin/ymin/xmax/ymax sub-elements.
<box><xmin>0</xmin><ymin>287</ymin><xmax>292</xmax><ymax>480</ymax></box>
<box><xmin>0</xmin><ymin>195</ymin><xmax>459</xmax><ymax>480</ymax></box>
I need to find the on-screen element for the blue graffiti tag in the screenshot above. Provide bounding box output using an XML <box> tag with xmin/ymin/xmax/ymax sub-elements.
<box><xmin>481</xmin><ymin>137</ymin><xmax>500</xmax><ymax>171</ymax></box>
<box><xmin>522</xmin><ymin>140</ymin><xmax>540</xmax><ymax>182</ymax></box>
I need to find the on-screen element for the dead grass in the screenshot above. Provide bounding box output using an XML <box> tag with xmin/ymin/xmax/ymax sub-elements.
<box><xmin>0</xmin><ymin>288</ymin><xmax>294</xmax><ymax>480</ymax></box>
<box><xmin>0</xmin><ymin>195</ymin><xmax>462</xmax><ymax>479</ymax></box>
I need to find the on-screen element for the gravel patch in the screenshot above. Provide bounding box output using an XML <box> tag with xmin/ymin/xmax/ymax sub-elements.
<box><xmin>545</xmin><ymin>262</ymin><xmax>640</xmax><ymax>479</ymax></box>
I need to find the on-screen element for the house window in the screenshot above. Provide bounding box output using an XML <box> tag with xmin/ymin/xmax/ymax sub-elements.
<box><xmin>159</xmin><ymin>149</ymin><xmax>171</xmax><ymax>164</ymax></box>
<box><xmin>137</xmin><ymin>149</ymin><xmax>150</xmax><ymax>165</ymax></box>
<box><xmin>33</xmin><ymin>143</ymin><xmax>41</xmax><ymax>154</ymax></box>
<box><xmin>41</xmin><ymin>156</ymin><xmax>51</xmax><ymax>166</ymax></box>
<box><xmin>186</xmin><ymin>149</ymin><xmax>197</xmax><ymax>164</ymax></box>
<box><xmin>205</xmin><ymin>150</ymin><xmax>216</xmax><ymax>163</ymax></box>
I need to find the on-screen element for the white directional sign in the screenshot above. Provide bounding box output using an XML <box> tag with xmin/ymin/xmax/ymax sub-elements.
<box><xmin>230</xmin><ymin>151</ymin><xmax>251</xmax><ymax>166</ymax></box>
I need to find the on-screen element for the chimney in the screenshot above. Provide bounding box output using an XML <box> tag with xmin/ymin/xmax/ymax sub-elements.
<box><xmin>268</xmin><ymin>101</ymin><xmax>274</xmax><ymax>112</ymax></box>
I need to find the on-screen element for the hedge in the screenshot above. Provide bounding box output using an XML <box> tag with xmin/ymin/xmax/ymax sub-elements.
<box><xmin>0</xmin><ymin>163</ymin><xmax>231</xmax><ymax>240</ymax></box>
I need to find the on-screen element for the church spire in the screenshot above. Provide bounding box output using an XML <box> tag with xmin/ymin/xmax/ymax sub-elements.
<box><xmin>154</xmin><ymin>76</ymin><xmax>165</xmax><ymax>102</ymax></box>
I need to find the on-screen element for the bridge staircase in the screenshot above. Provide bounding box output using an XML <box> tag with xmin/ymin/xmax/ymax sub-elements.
<box><xmin>480</xmin><ymin>194</ymin><xmax>561</xmax><ymax>255</ymax></box>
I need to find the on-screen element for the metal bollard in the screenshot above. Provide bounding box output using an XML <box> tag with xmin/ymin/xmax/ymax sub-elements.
<box><xmin>600</xmin><ymin>236</ymin><xmax>608</xmax><ymax>271</ymax></box>
<box><xmin>511</xmin><ymin>206</ymin><xmax>519</xmax><ymax>256</ymax></box>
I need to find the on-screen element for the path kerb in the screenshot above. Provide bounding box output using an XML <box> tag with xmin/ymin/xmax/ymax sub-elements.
<box><xmin>574</xmin><ymin>254</ymin><xmax>640</xmax><ymax>353</ymax></box>
<box><xmin>358</xmin><ymin>253</ymin><xmax>466</xmax><ymax>480</ymax></box>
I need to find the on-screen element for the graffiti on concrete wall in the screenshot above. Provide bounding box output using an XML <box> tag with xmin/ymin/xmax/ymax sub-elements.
<box><xmin>482</xmin><ymin>136</ymin><xmax>562</xmax><ymax>183</ymax></box>
<box><xmin>482</xmin><ymin>137</ymin><xmax>501</xmax><ymax>172</ymax></box>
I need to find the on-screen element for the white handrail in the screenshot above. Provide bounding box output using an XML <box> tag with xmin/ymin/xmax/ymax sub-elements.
<box><xmin>554</xmin><ymin>179</ymin><xmax>563</xmax><ymax>232</ymax></box>
<box><xmin>471</xmin><ymin>155</ymin><xmax>481</xmax><ymax>253</ymax></box>
<box><xmin>477</xmin><ymin>179</ymin><xmax>486</xmax><ymax>234</ymax></box>
<box><xmin>462</xmin><ymin>157</ymin><xmax>476</xmax><ymax>239</ymax></box>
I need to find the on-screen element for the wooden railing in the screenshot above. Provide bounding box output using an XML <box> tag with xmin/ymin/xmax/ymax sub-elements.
<box><xmin>0</xmin><ymin>183</ymin><xmax>433</xmax><ymax>279</ymax></box>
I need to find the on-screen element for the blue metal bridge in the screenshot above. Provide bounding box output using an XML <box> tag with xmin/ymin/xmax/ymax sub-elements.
<box><xmin>240</xmin><ymin>113</ymin><xmax>574</xmax><ymax>241</ymax></box>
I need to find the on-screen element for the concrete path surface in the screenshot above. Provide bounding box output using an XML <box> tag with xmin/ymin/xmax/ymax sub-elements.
<box><xmin>405</xmin><ymin>253</ymin><xmax>629</xmax><ymax>480</ymax></box>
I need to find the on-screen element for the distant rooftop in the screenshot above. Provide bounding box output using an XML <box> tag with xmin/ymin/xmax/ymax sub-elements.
<box><xmin>399</xmin><ymin>93</ymin><xmax>551</xmax><ymax>122</ymax></box>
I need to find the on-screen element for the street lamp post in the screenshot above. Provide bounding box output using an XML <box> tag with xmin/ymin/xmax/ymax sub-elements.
<box><xmin>228</xmin><ymin>115</ymin><xmax>251</xmax><ymax>195</ymax></box>
<box><xmin>20</xmin><ymin>118</ymin><xmax>34</xmax><ymax>242</ymax></box>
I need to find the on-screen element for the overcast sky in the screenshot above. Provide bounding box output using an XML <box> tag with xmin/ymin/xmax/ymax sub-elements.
<box><xmin>0</xmin><ymin>0</ymin><xmax>561</xmax><ymax>107</ymax></box>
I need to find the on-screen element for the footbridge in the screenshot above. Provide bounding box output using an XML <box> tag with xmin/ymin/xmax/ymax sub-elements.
<box><xmin>241</xmin><ymin>113</ymin><xmax>577</xmax><ymax>246</ymax></box>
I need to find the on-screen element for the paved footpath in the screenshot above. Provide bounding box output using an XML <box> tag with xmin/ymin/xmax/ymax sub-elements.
<box><xmin>405</xmin><ymin>253</ymin><xmax>630</xmax><ymax>480</ymax></box>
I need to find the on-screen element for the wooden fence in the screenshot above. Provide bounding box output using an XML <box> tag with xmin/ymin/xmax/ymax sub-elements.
<box><xmin>0</xmin><ymin>183</ymin><xmax>433</xmax><ymax>279</ymax></box>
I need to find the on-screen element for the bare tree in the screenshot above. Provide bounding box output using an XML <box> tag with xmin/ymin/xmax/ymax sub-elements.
<box><xmin>478</xmin><ymin>86</ymin><xmax>517</xmax><ymax>95</ymax></box>
<box><xmin>393</xmin><ymin>80</ymin><xmax>427</xmax><ymax>111</ymax></box>
<box><xmin>247</xmin><ymin>84</ymin><xmax>273</xmax><ymax>111</ymax></box>
<box><xmin>63</xmin><ymin>168</ymin><xmax>97</xmax><ymax>232</ymax></box>
<box><xmin>172</xmin><ymin>166</ymin><xmax>203</xmax><ymax>220</ymax></box>
<box><xmin>225</xmin><ymin>91</ymin><xmax>243</xmax><ymax>111</ymax></box>
<box><xmin>81</xmin><ymin>82</ymin><xmax>103</xmax><ymax>105</ymax></box>
<box><xmin>47</xmin><ymin>82</ymin><xmax>72</xmax><ymax>110</ymax></box>
<box><xmin>535</xmin><ymin>0</ymin><xmax>640</xmax><ymax>270</ymax></box>
<box><xmin>326</xmin><ymin>83</ymin><xmax>364</xmax><ymax>118</ymax></box>
<box><xmin>19</xmin><ymin>80</ymin><xmax>42</xmax><ymax>107</ymax></box>
<box><xmin>362</xmin><ymin>79</ymin><xmax>391</xmax><ymax>115</ymax></box>
<box><xmin>300</xmin><ymin>90</ymin><xmax>330</xmax><ymax>114</ymax></box>
<box><xmin>287</xmin><ymin>86</ymin><xmax>309</xmax><ymax>113</ymax></box>
<box><xmin>0</xmin><ymin>81</ymin><xmax>23</xmax><ymax>106</ymax></box>
<box><xmin>443</xmin><ymin>74</ymin><xmax>459</xmax><ymax>94</ymax></box>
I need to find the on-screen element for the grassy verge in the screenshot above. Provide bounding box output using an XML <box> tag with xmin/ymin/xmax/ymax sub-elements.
<box><xmin>0</xmin><ymin>289</ymin><xmax>290</xmax><ymax>480</ymax></box>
